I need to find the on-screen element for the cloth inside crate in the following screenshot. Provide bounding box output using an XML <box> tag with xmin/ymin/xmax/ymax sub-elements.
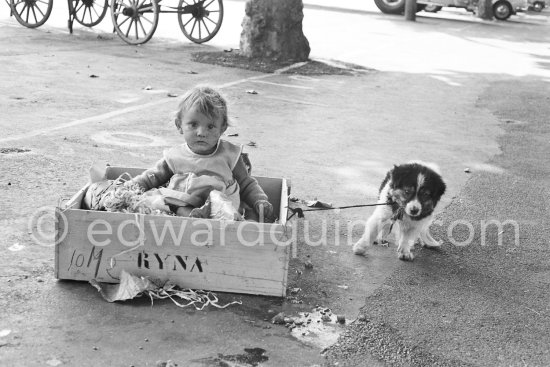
<box><xmin>82</xmin><ymin>162</ymin><xmax>273</xmax><ymax>222</ymax></box>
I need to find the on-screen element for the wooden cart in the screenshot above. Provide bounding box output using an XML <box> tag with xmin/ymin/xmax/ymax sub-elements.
<box><xmin>7</xmin><ymin>0</ymin><xmax>224</xmax><ymax>44</ymax></box>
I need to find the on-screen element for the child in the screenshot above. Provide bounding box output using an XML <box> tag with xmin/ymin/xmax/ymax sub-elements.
<box><xmin>129</xmin><ymin>86</ymin><xmax>273</xmax><ymax>221</ymax></box>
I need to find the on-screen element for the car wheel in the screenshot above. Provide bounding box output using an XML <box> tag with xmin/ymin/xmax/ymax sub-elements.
<box><xmin>424</xmin><ymin>4</ymin><xmax>443</xmax><ymax>12</ymax></box>
<box><xmin>416</xmin><ymin>4</ymin><xmax>427</xmax><ymax>11</ymax></box>
<box><xmin>373</xmin><ymin>0</ymin><xmax>406</xmax><ymax>14</ymax></box>
<box><xmin>493</xmin><ymin>0</ymin><xmax>513</xmax><ymax>20</ymax></box>
<box><xmin>533</xmin><ymin>1</ymin><xmax>544</xmax><ymax>11</ymax></box>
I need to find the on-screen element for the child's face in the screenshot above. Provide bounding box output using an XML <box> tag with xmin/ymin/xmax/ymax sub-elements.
<box><xmin>179</xmin><ymin>106</ymin><xmax>225</xmax><ymax>155</ymax></box>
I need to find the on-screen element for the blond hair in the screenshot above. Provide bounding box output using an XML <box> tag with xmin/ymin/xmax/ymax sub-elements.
<box><xmin>175</xmin><ymin>86</ymin><xmax>228</xmax><ymax>130</ymax></box>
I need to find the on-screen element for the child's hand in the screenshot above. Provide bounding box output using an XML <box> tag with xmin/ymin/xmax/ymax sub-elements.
<box><xmin>254</xmin><ymin>200</ymin><xmax>273</xmax><ymax>221</ymax></box>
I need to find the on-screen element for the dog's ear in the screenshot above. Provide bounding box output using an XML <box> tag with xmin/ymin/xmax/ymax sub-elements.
<box><xmin>437</xmin><ymin>180</ymin><xmax>447</xmax><ymax>198</ymax></box>
<box><xmin>390</xmin><ymin>165</ymin><xmax>399</xmax><ymax>178</ymax></box>
<box><xmin>389</xmin><ymin>164</ymin><xmax>402</xmax><ymax>187</ymax></box>
<box><xmin>432</xmin><ymin>175</ymin><xmax>447</xmax><ymax>201</ymax></box>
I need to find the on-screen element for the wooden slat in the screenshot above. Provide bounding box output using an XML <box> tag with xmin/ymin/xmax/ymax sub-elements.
<box><xmin>64</xmin><ymin>183</ymin><xmax>90</xmax><ymax>209</ymax></box>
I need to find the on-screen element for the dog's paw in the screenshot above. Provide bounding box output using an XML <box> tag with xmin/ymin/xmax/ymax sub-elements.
<box><xmin>422</xmin><ymin>239</ymin><xmax>442</xmax><ymax>248</ymax></box>
<box><xmin>398</xmin><ymin>251</ymin><xmax>414</xmax><ymax>261</ymax></box>
<box><xmin>352</xmin><ymin>242</ymin><xmax>368</xmax><ymax>256</ymax></box>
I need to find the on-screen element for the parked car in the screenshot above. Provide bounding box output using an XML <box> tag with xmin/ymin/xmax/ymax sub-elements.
<box><xmin>527</xmin><ymin>0</ymin><xmax>545</xmax><ymax>11</ymax></box>
<box><xmin>374</xmin><ymin>0</ymin><xmax>529</xmax><ymax>20</ymax></box>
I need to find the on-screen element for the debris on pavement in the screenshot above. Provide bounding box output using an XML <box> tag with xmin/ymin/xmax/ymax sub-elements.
<box><xmin>156</xmin><ymin>360</ymin><xmax>177</xmax><ymax>367</ymax></box>
<box><xmin>8</xmin><ymin>243</ymin><xmax>24</xmax><ymax>252</ymax></box>
<box><xmin>227</xmin><ymin>133</ymin><xmax>239</xmax><ymax>137</ymax></box>
<box><xmin>271</xmin><ymin>312</ymin><xmax>286</xmax><ymax>324</ymax></box>
<box><xmin>247</xmin><ymin>141</ymin><xmax>257</xmax><ymax>147</ymax></box>
<box><xmin>90</xmin><ymin>270</ymin><xmax>242</xmax><ymax>310</ymax></box>
<box><xmin>45</xmin><ymin>358</ymin><xmax>63</xmax><ymax>366</ymax></box>
<box><xmin>288</xmin><ymin>307</ymin><xmax>346</xmax><ymax>349</ymax></box>
<box><xmin>464</xmin><ymin>167</ymin><xmax>471</xmax><ymax>173</ymax></box>
<box><xmin>306</xmin><ymin>200</ymin><xmax>333</xmax><ymax>209</ymax></box>
<box><xmin>246</xmin><ymin>90</ymin><xmax>258</xmax><ymax>95</ymax></box>
<box><xmin>1</xmin><ymin>147</ymin><xmax>30</xmax><ymax>154</ymax></box>
<box><xmin>144</xmin><ymin>86</ymin><xmax>152</xmax><ymax>90</ymax></box>
<box><xmin>89</xmin><ymin>74</ymin><xmax>99</xmax><ymax>78</ymax></box>
<box><xmin>167</xmin><ymin>93</ymin><xmax>178</xmax><ymax>98</ymax></box>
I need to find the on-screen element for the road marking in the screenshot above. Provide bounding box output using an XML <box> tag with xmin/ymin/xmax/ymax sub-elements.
<box><xmin>430</xmin><ymin>75</ymin><xmax>462</xmax><ymax>87</ymax></box>
<box><xmin>250</xmin><ymin>80</ymin><xmax>314</xmax><ymax>90</ymax></box>
<box><xmin>0</xmin><ymin>99</ymin><xmax>173</xmax><ymax>144</ymax></box>
<box><xmin>0</xmin><ymin>62</ymin><xmax>309</xmax><ymax>144</ymax></box>
<box><xmin>263</xmin><ymin>96</ymin><xmax>325</xmax><ymax>107</ymax></box>
<box><xmin>91</xmin><ymin>131</ymin><xmax>169</xmax><ymax>147</ymax></box>
<box><xmin>288</xmin><ymin>75</ymin><xmax>321</xmax><ymax>82</ymax></box>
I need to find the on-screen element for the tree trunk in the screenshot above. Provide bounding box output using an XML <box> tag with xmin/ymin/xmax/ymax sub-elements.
<box><xmin>240</xmin><ymin>0</ymin><xmax>310</xmax><ymax>61</ymax></box>
<box><xmin>404</xmin><ymin>0</ymin><xmax>417</xmax><ymax>21</ymax></box>
<box><xmin>477</xmin><ymin>0</ymin><xmax>493</xmax><ymax>19</ymax></box>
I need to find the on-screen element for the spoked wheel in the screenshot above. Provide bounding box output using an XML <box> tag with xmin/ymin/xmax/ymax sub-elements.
<box><xmin>10</xmin><ymin>0</ymin><xmax>53</xmax><ymax>28</ymax></box>
<box><xmin>178</xmin><ymin>0</ymin><xmax>223</xmax><ymax>44</ymax></box>
<box><xmin>493</xmin><ymin>0</ymin><xmax>512</xmax><ymax>20</ymax></box>
<box><xmin>111</xmin><ymin>0</ymin><xmax>159</xmax><ymax>44</ymax></box>
<box><xmin>71</xmin><ymin>0</ymin><xmax>109</xmax><ymax>27</ymax></box>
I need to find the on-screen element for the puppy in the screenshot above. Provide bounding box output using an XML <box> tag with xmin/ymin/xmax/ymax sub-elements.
<box><xmin>352</xmin><ymin>162</ymin><xmax>446</xmax><ymax>261</ymax></box>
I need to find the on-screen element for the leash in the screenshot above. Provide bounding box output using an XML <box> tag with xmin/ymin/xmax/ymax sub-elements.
<box><xmin>286</xmin><ymin>202</ymin><xmax>388</xmax><ymax>221</ymax></box>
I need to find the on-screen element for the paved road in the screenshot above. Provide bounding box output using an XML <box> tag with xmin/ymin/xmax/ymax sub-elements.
<box><xmin>1</xmin><ymin>2</ymin><xmax>549</xmax><ymax>366</ymax></box>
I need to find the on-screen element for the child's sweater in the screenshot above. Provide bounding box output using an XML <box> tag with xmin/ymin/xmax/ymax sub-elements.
<box><xmin>131</xmin><ymin>140</ymin><xmax>268</xmax><ymax>210</ymax></box>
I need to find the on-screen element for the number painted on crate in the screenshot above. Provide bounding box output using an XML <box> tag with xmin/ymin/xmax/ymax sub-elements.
<box><xmin>67</xmin><ymin>246</ymin><xmax>104</xmax><ymax>278</ymax></box>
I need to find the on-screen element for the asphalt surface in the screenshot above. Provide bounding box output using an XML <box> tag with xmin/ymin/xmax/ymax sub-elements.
<box><xmin>324</xmin><ymin>79</ymin><xmax>550</xmax><ymax>366</ymax></box>
<box><xmin>1</xmin><ymin>3</ymin><xmax>550</xmax><ymax>367</ymax></box>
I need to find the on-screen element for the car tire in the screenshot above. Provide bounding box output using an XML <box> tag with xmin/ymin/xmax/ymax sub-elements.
<box><xmin>532</xmin><ymin>1</ymin><xmax>544</xmax><ymax>11</ymax></box>
<box><xmin>373</xmin><ymin>0</ymin><xmax>427</xmax><ymax>14</ymax></box>
<box><xmin>373</xmin><ymin>0</ymin><xmax>406</xmax><ymax>14</ymax></box>
<box><xmin>493</xmin><ymin>0</ymin><xmax>513</xmax><ymax>20</ymax></box>
<box><xmin>424</xmin><ymin>4</ymin><xmax>443</xmax><ymax>12</ymax></box>
<box><xmin>416</xmin><ymin>4</ymin><xmax>427</xmax><ymax>11</ymax></box>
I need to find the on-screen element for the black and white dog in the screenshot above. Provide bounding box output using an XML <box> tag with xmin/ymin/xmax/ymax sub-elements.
<box><xmin>352</xmin><ymin>162</ymin><xmax>446</xmax><ymax>261</ymax></box>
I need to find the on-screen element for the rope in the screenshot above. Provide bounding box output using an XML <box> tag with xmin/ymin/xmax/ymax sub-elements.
<box><xmin>286</xmin><ymin>202</ymin><xmax>388</xmax><ymax>221</ymax></box>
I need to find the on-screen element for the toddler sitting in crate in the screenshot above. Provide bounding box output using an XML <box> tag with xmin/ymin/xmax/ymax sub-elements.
<box><xmin>83</xmin><ymin>86</ymin><xmax>273</xmax><ymax>222</ymax></box>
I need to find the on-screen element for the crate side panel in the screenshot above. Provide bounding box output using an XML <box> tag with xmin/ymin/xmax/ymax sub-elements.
<box><xmin>56</xmin><ymin>210</ymin><xmax>288</xmax><ymax>296</ymax></box>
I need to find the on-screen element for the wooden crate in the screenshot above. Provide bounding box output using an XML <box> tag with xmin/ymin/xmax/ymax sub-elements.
<box><xmin>55</xmin><ymin>166</ymin><xmax>291</xmax><ymax>297</ymax></box>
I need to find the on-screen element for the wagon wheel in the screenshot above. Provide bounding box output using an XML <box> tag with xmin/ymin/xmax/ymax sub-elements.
<box><xmin>178</xmin><ymin>0</ymin><xmax>223</xmax><ymax>44</ymax></box>
<box><xmin>10</xmin><ymin>0</ymin><xmax>53</xmax><ymax>28</ymax></box>
<box><xmin>492</xmin><ymin>0</ymin><xmax>512</xmax><ymax>20</ymax></box>
<box><xmin>111</xmin><ymin>0</ymin><xmax>159</xmax><ymax>44</ymax></box>
<box><xmin>71</xmin><ymin>0</ymin><xmax>109</xmax><ymax>27</ymax></box>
